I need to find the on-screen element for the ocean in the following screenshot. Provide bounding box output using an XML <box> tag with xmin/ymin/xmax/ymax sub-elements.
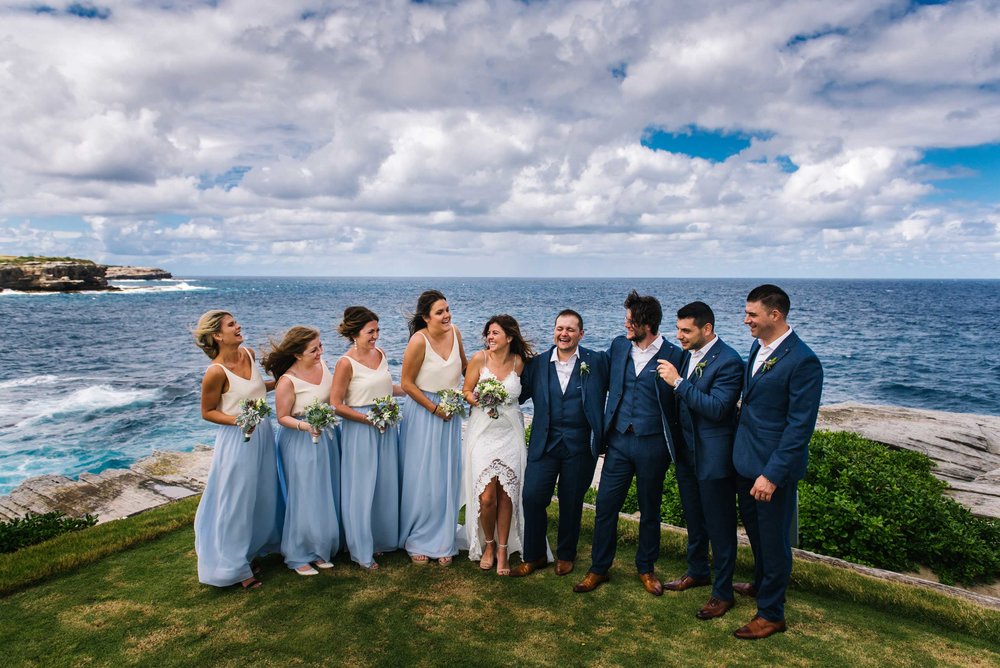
<box><xmin>1</xmin><ymin>277</ymin><xmax>998</xmax><ymax>495</ymax></box>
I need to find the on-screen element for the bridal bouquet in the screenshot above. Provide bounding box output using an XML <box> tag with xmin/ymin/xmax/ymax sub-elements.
<box><xmin>436</xmin><ymin>389</ymin><xmax>467</xmax><ymax>418</ymax></box>
<box><xmin>303</xmin><ymin>398</ymin><xmax>340</xmax><ymax>444</ymax></box>
<box><xmin>473</xmin><ymin>378</ymin><xmax>510</xmax><ymax>419</ymax></box>
<box><xmin>367</xmin><ymin>396</ymin><xmax>402</xmax><ymax>434</ymax></box>
<box><xmin>236</xmin><ymin>398</ymin><xmax>271</xmax><ymax>442</ymax></box>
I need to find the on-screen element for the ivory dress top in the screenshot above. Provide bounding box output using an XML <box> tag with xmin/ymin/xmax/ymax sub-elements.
<box><xmin>212</xmin><ymin>347</ymin><xmax>266</xmax><ymax>415</ymax></box>
<box><xmin>344</xmin><ymin>349</ymin><xmax>393</xmax><ymax>407</ymax></box>
<box><xmin>286</xmin><ymin>362</ymin><xmax>334</xmax><ymax>415</ymax></box>
<box><xmin>414</xmin><ymin>330</ymin><xmax>462</xmax><ymax>391</ymax></box>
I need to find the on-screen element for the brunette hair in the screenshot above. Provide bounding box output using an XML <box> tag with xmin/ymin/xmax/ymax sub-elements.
<box><xmin>482</xmin><ymin>314</ymin><xmax>535</xmax><ymax>363</ymax></box>
<box><xmin>408</xmin><ymin>289</ymin><xmax>447</xmax><ymax>335</ymax></box>
<box><xmin>746</xmin><ymin>284</ymin><xmax>790</xmax><ymax>317</ymax></box>
<box><xmin>677</xmin><ymin>301</ymin><xmax>715</xmax><ymax>329</ymax></box>
<box><xmin>624</xmin><ymin>289</ymin><xmax>662</xmax><ymax>334</ymax></box>
<box><xmin>338</xmin><ymin>306</ymin><xmax>379</xmax><ymax>341</ymax></box>
<box><xmin>261</xmin><ymin>326</ymin><xmax>321</xmax><ymax>380</ymax></box>
<box><xmin>192</xmin><ymin>310</ymin><xmax>232</xmax><ymax>359</ymax></box>
<box><xmin>555</xmin><ymin>309</ymin><xmax>584</xmax><ymax>330</ymax></box>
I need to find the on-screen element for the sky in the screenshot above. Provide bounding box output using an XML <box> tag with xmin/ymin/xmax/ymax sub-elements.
<box><xmin>1</xmin><ymin>0</ymin><xmax>999</xmax><ymax>278</ymax></box>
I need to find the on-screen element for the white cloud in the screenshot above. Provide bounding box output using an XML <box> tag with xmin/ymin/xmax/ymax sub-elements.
<box><xmin>0</xmin><ymin>0</ymin><xmax>997</xmax><ymax>277</ymax></box>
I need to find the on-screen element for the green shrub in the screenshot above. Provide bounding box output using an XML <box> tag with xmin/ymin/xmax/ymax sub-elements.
<box><xmin>0</xmin><ymin>512</ymin><xmax>98</xmax><ymax>554</ymax></box>
<box><xmin>799</xmin><ymin>431</ymin><xmax>1000</xmax><ymax>586</ymax></box>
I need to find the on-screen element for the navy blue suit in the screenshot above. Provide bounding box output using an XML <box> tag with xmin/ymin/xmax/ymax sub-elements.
<box><xmin>672</xmin><ymin>337</ymin><xmax>744</xmax><ymax>601</ymax></box>
<box><xmin>734</xmin><ymin>330</ymin><xmax>822</xmax><ymax>622</ymax></box>
<box><xmin>589</xmin><ymin>335</ymin><xmax>685</xmax><ymax>575</ymax></box>
<box><xmin>519</xmin><ymin>346</ymin><xmax>610</xmax><ymax>563</ymax></box>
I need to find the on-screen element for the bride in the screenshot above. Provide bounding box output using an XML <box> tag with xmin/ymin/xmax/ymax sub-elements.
<box><xmin>461</xmin><ymin>315</ymin><xmax>535</xmax><ymax>576</ymax></box>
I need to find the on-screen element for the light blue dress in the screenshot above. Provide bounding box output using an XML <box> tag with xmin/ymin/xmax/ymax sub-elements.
<box><xmin>398</xmin><ymin>330</ymin><xmax>464</xmax><ymax>559</ymax></box>
<box><xmin>340</xmin><ymin>350</ymin><xmax>400</xmax><ymax>568</ymax></box>
<box><xmin>276</xmin><ymin>362</ymin><xmax>342</xmax><ymax>569</ymax></box>
<box><xmin>195</xmin><ymin>349</ymin><xmax>282</xmax><ymax>587</ymax></box>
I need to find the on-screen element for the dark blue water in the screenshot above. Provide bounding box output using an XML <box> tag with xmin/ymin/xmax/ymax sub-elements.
<box><xmin>1</xmin><ymin>277</ymin><xmax>998</xmax><ymax>494</ymax></box>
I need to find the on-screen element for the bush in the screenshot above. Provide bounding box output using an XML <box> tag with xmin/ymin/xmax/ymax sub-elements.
<box><xmin>0</xmin><ymin>512</ymin><xmax>98</xmax><ymax>554</ymax></box>
<box><xmin>799</xmin><ymin>431</ymin><xmax>1000</xmax><ymax>586</ymax></box>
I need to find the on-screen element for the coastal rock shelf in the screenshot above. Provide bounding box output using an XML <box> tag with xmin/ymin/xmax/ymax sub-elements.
<box><xmin>817</xmin><ymin>402</ymin><xmax>1000</xmax><ymax>519</ymax></box>
<box><xmin>0</xmin><ymin>257</ymin><xmax>172</xmax><ymax>292</ymax></box>
<box><xmin>0</xmin><ymin>447</ymin><xmax>213</xmax><ymax>524</ymax></box>
<box><xmin>104</xmin><ymin>266</ymin><xmax>173</xmax><ymax>280</ymax></box>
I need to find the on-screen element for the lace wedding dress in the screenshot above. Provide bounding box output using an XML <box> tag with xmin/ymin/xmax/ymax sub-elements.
<box><xmin>461</xmin><ymin>367</ymin><xmax>527</xmax><ymax>561</ymax></box>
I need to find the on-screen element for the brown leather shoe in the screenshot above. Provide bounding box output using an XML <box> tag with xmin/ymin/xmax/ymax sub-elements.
<box><xmin>573</xmin><ymin>572</ymin><xmax>610</xmax><ymax>593</ymax></box>
<box><xmin>732</xmin><ymin>582</ymin><xmax>758</xmax><ymax>598</ymax></box>
<box><xmin>509</xmin><ymin>559</ymin><xmax>548</xmax><ymax>578</ymax></box>
<box><xmin>695</xmin><ymin>597</ymin><xmax>735</xmax><ymax>620</ymax></box>
<box><xmin>639</xmin><ymin>572</ymin><xmax>664</xmax><ymax>596</ymax></box>
<box><xmin>662</xmin><ymin>574</ymin><xmax>711</xmax><ymax>591</ymax></box>
<box><xmin>733</xmin><ymin>615</ymin><xmax>787</xmax><ymax>640</ymax></box>
<box><xmin>554</xmin><ymin>559</ymin><xmax>574</xmax><ymax>576</ymax></box>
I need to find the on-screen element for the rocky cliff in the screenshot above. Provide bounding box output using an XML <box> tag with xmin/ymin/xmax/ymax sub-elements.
<box><xmin>104</xmin><ymin>266</ymin><xmax>173</xmax><ymax>280</ymax></box>
<box><xmin>0</xmin><ymin>257</ymin><xmax>172</xmax><ymax>291</ymax></box>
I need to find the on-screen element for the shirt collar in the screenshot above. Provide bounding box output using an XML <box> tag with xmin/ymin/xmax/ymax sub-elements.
<box><xmin>758</xmin><ymin>327</ymin><xmax>793</xmax><ymax>352</ymax></box>
<box><xmin>689</xmin><ymin>335</ymin><xmax>718</xmax><ymax>360</ymax></box>
<box><xmin>631</xmin><ymin>334</ymin><xmax>663</xmax><ymax>354</ymax></box>
<box><xmin>550</xmin><ymin>347</ymin><xmax>580</xmax><ymax>364</ymax></box>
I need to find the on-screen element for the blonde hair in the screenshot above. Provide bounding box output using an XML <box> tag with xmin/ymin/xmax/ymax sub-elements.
<box><xmin>193</xmin><ymin>310</ymin><xmax>232</xmax><ymax>359</ymax></box>
<box><xmin>262</xmin><ymin>326</ymin><xmax>321</xmax><ymax>380</ymax></box>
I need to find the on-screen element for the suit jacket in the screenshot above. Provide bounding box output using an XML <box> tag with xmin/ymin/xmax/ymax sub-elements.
<box><xmin>675</xmin><ymin>338</ymin><xmax>744</xmax><ymax>481</ymax></box>
<box><xmin>733</xmin><ymin>330</ymin><xmax>823</xmax><ymax>486</ymax></box>
<box><xmin>603</xmin><ymin>335</ymin><xmax>686</xmax><ymax>460</ymax></box>
<box><xmin>519</xmin><ymin>345</ymin><xmax>610</xmax><ymax>461</ymax></box>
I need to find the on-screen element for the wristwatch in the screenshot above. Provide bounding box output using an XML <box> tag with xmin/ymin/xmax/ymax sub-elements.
<box><xmin>672</xmin><ymin>377</ymin><xmax>683</xmax><ymax>390</ymax></box>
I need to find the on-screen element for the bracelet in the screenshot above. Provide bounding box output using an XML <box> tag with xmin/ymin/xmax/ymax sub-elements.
<box><xmin>298</xmin><ymin>422</ymin><xmax>304</xmax><ymax>431</ymax></box>
<box><xmin>432</xmin><ymin>404</ymin><xmax>439</xmax><ymax>415</ymax></box>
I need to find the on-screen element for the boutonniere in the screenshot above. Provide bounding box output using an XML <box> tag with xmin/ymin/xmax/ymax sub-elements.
<box><xmin>761</xmin><ymin>356</ymin><xmax>779</xmax><ymax>373</ymax></box>
<box><xmin>694</xmin><ymin>361</ymin><xmax>707</xmax><ymax>378</ymax></box>
<box><xmin>580</xmin><ymin>362</ymin><xmax>590</xmax><ymax>376</ymax></box>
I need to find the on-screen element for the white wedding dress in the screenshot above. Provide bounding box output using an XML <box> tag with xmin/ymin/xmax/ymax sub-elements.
<box><xmin>461</xmin><ymin>367</ymin><xmax>528</xmax><ymax>561</ymax></box>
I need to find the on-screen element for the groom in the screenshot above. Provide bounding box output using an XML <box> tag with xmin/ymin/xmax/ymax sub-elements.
<box><xmin>574</xmin><ymin>290</ymin><xmax>685</xmax><ymax>596</ymax></box>
<box><xmin>512</xmin><ymin>309</ymin><xmax>610</xmax><ymax>577</ymax></box>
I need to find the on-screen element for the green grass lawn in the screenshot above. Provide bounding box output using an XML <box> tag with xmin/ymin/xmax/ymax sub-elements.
<box><xmin>1</xmin><ymin>499</ymin><xmax>998</xmax><ymax>667</ymax></box>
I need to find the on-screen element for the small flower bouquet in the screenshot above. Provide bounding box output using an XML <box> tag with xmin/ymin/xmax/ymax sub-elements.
<box><xmin>580</xmin><ymin>362</ymin><xmax>590</xmax><ymax>376</ymax></box>
<box><xmin>473</xmin><ymin>378</ymin><xmax>510</xmax><ymax>419</ymax></box>
<box><xmin>761</xmin><ymin>356</ymin><xmax>779</xmax><ymax>374</ymax></box>
<box><xmin>303</xmin><ymin>398</ymin><xmax>340</xmax><ymax>444</ymax></box>
<box><xmin>367</xmin><ymin>396</ymin><xmax>402</xmax><ymax>434</ymax></box>
<box><xmin>694</xmin><ymin>361</ymin><xmax>707</xmax><ymax>377</ymax></box>
<box><xmin>236</xmin><ymin>398</ymin><xmax>271</xmax><ymax>442</ymax></box>
<box><xmin>436</xmin><ymin>388</ymin><xmax>467</xmax><ymax>418</ymax></box>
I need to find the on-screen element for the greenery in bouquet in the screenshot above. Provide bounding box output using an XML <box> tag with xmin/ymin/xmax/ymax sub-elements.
<box><xmin>367</xmin><ymin>396</ymin><xmax>402</xmax><ymax>434</ymax></box>
<box><xmin>473</xmin><ymin>378</ymin><xmax>510</xmax><ymax>419</ymax></box>
<box><xmin>303</xmin><ymin>399</ymin><xmax>340</xmax><ymax>444</ymax></box>
<box><xmin>436</xmin><ymin>389</ymin><xmax>467</xmax><ymax>418</ymax></box>
<box><xmin>235</xmin><ymin>398</ymin><xmax>271</xmax><ymax>442</ymax></box>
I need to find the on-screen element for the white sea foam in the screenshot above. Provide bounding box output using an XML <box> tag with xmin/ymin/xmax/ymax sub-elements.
<box><xmin>0</xmin><ymin>289</ymin><xmax>60</xmax><ymax>297</ymax></box>
<box><xmin>114</xmin><ymin>281</ymin><xmax>212</xmax><ymax>294</ymax></box>
<box><xmin>0</xmin><ymin>374</ymin><xmax>61</xmax><ymax>389</ymax></box>
<box><xmin>14</xmin><ymin>384</ymin><xmax>160</xmax><ymax>427</ymax></box>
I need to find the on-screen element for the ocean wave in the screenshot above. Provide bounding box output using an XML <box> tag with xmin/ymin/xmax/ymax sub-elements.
<box><xmin>14</xmin><ymin>385</ymin><xmax>160</xmax><ymax>427</ymax></box>
<box><xmin>0</xmin><ymin>289</ymin><xmax>60</xmax><ymax>297</ymax></box>
<box><xmin>0</xmin><ymin>374</ymin><xmax>62</xmax><ymax>389</ymax></box>
<box><xmin>114</xmin><ymin>282</ymin><xmax>212</xmax><ymax>294</ymax></box>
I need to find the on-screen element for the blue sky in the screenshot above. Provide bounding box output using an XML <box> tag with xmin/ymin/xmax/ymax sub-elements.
<box><xmin>1</xmin><ymin>0</ymin><xmax>998</xmax><ymax>278</ymax></box>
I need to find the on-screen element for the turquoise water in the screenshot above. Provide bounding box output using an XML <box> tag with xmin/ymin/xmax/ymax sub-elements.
<box><xmin>1</xmin><ymin>276</ymin><xmax>997</xmax><ymax>494</ymax></box>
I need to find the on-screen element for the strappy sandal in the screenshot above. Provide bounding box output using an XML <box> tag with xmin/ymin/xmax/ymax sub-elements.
<box><xmin>479</xmin><ymin>539</ymin><xmax>496</xmax><ymax>571</ymax></box>
<box><xmin>438</xmin><ymin>556</ymin><xmax>453</xmax><ymax>566</ymax></box>
<box><xmin>295</xmin><ymin>564</ymin><xmax>319</xmax><ymax>576</ymax></box>
<box><xmin>312</xmin><ymin>560</ymin><xmax>335</xmax><ymax>570</ymax></box>
<box><xmin>410</xmin><ymin>554</ymin><xmax>429</xmax><ymax>564</ymax></box>
<box><xmin>241</xmin><ymin>577</ymin><xmax>262</xmax><ymax>591</ymax></box>
<box><xmin>496</xmin><ymin>544</ymin><xmax>510</xmax><ymax>576</ymax></box>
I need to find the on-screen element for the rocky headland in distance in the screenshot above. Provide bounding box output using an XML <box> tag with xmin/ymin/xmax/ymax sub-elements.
<box><xmin>0</xmin><ymin>256</ymin><xmax>172</xmax><ymax>292</ymax></box>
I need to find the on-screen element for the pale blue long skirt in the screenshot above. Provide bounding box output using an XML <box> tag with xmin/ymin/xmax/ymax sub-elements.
<box><xmin>397</xmin><ymin>392</ymin><xmax>463</xmax><ymax>558</ymax></box>
<box><xmin>195</xmin><ymin>421</ymin><xmax>282</xmax><ymax>587</ymax></box>
<box><xmin>276</xmin><ymin>424</ymin><xmax>342</xmax><ymax>569</ymax></box>
<box><xmin>340</xmin><ymin>412</ymin><xmax>400</xmax><ymax>567</ymax></box>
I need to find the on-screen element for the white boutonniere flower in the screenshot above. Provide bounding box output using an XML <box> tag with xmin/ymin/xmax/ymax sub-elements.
<box><xmin>761</xmin><ymin>356</ymin><xmax>779</xmax><ymax>373</ymax></box>
<box><xmin>580</xmin><ymin>362</ymin><xmax>590</xmax><ymax>376</ymax></box>
<box><xmin>694</xmin><ymin>361</ymin><xmax>707</xmax><ymax>378</ymax></box>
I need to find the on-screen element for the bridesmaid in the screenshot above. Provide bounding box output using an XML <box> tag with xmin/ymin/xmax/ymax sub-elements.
<box><xmin>192</xmin><ymin>310</ymin><xmax>281</xmax><ymax>590</ymax></box>
<box><xmin>398</xmin><ymin>290</ymin><xmax>468</xmax><ymax>565</ymax></box>
<box><xmin>262</xmin><ymin>326</ymin><xmax>341</xmax><ymax>576</ymax></box>
<box><xmin>330</xmin><ymin>306</ymin><xmax>403</xmax><ymax>570</ymax></box>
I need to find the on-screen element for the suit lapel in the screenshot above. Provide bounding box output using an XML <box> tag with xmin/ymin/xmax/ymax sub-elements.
<box><xmin>540</xmin><ymin>346</ymin><xmax>554</xmax><ymax>409</ymax></box>
<box><xmin>745</xmin><ymin>340</ymin><xmax>761</xmax><ymax>392</ymax></box>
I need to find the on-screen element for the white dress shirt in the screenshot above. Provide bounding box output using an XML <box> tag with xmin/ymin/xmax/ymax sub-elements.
<box><xmin>549</xmin><ymin>348</ymin><xmax>579</xmax><ymax>394</ymax></box>
<box><xmin>751</xmin><ymin>327</ymin><xmax>794</xmax><ymax>376</ymax></box>
<box><xmin>685</xmin><ymin>335</ymin><xmax>719</xmax><ymax>379</ymax></box>
<box><xmin>630</xmin><ymin>335</ymin><xmax>663</xmax><ymax>375</ymax></box>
